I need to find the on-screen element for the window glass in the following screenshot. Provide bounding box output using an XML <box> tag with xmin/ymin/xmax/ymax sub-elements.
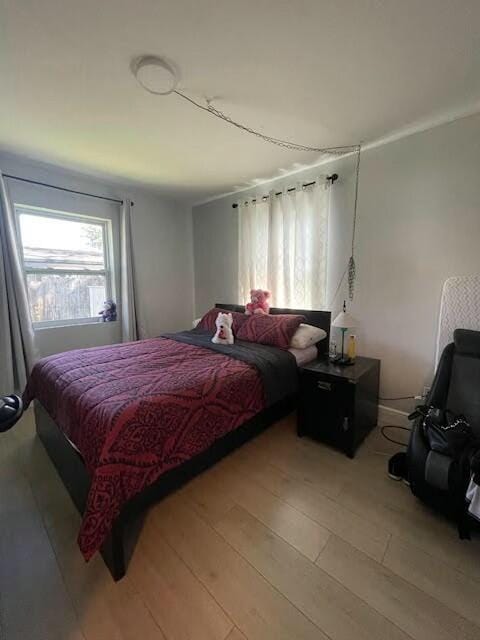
<box><xmin>17</xmin><ymin>209</ymin><xmax>112</xmax><ymax>325</ymax></box>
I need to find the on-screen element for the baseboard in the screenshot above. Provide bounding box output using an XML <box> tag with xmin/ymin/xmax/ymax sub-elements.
<box><xmin>378</xmin><ymin>404</ymin><xmax>410</xmax><ymax>428</ymax></box>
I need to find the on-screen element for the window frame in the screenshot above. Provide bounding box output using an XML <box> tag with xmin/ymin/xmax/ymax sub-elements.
<box><xmin>15</xmin><ymin>204</ymin><xmax>116</xmax><ymax>329</ymax></box>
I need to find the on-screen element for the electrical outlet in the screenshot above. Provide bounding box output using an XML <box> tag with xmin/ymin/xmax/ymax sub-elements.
<box><xmin>423</xmin><ymin>386</ymin><xmax>431</xmax><ymax>398</ymax></box>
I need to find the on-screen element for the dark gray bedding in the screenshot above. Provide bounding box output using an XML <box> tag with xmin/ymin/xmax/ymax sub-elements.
<box><xmin>162</xmin><ymin>329</ymin><xmax>299</xmax><ymax>406</ymax></box>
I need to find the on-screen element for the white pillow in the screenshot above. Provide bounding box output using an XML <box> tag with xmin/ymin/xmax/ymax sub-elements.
<box><xmin>288</xmin><ymin>345</ymin><xmax>318</xmax><ymax>366</ymax></box>
<box><xmin>290</xmin><ymin>323</ymin><xmax>327</xmax><ymax>349</ymax></box>
<box><xmin>192</xmin><ymin>317</ymin><xmax>201</xmax><ymax>328</ymax></box>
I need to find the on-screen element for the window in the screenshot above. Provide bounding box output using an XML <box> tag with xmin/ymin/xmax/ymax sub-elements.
<box><xmin>16</xmin><ymin>206</ymin><xmax>114</xmax><ymax>326</ymax></box>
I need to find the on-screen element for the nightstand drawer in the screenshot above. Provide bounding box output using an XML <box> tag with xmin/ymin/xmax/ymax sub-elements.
<box><xmin>299</xmin><ymin>369</ymin><xmax>353</xmax><ymax>400</ymax></box>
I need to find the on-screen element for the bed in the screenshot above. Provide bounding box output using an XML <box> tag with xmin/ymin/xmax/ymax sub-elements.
<box><xmin>26</xmin><ymin>304</ymin><xmax>331</xmax><ymax>580</ymax></box>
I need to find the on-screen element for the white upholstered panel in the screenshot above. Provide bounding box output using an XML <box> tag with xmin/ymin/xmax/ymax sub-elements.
<box><xmin>435</xmin><ymin>275</ymin><xmax>480</xmax><ymax>366</ymax></box>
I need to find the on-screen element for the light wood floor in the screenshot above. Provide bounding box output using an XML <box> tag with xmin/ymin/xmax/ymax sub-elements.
<box><xmin>1</xmin><ymin>408</ymin><xmax>479</xmax><ymax>640</ymax></box>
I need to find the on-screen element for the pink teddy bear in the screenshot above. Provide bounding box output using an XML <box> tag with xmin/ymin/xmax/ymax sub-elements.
<box><xmin>245</xmin><ymin>289</ymin><xmax>271</xmax><ymax>315</ymax></box>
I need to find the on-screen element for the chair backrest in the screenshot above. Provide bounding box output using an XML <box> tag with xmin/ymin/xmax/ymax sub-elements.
<box><xmin>446</xmin><ymin>329</ymin><xmax>480</xmax><ymax>435</ymax></box>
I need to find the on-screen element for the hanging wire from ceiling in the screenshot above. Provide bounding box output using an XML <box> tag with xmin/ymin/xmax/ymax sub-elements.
<box><xmin>130</xmin><ymin>55</ymin><xmax>359</xmax><ymax>155</ymax></box>
<box><xmin>131</xmin><ymin>54</ymin><xmax>363</xmax><ymax>302</ymax></box>
<box><xmin>174</xmin><ymin>89</ymin><xmax>359</xmax><ymax>156</ymax></box>
<box><xmin>173</xmin><ymin>88</ymin><xmax>363</xmax><ymax>303</ymax></box>
<box><xmin>347</xmin><ymin>145</ymin><xmax>362</xmax><ymax>300</ymax></box>
<box><xmin>175</xmin><ymin>89</ymin><xmax>363</xmax><ymax>302</ymax></box>
<box><xmin>141</xmin><ymin>63</ymin><xmax>361</xmax><ymax>305</ymax></box>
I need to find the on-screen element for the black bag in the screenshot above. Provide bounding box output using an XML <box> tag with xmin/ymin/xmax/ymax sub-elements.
<box><xmin>422</xmin><ymin>406</ymin><xmax>471</xmax><ymax>457</ymax></box>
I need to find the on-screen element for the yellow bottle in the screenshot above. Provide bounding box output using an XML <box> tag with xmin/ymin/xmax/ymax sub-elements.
<box><xmin>347</xmin><ymin>335</ymin><xmax>356</xmax><ymax>362</ymax></box>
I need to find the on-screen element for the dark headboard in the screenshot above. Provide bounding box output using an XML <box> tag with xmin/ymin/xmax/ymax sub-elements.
<box><xmin>215</xmin><ymin>303</ymin><xmax>331</xmax><ymax>357</ymax></box>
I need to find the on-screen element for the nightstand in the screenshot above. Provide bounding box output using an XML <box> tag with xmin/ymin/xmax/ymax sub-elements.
<box><xmin>297</xmin><ymin>356</ymin><xmax>380</xmax><ymax>458</ymax></box>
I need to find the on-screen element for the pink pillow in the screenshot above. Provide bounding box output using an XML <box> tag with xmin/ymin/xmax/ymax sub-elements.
<box><xmin>237</xmin><ymin>313</ymin><xmax>305</xmax><ymax>349</ymax></box>
<box><xmin>196</xmin><ymin>308</ymin><xmax>248</xmax><ymax>333</ymax></box>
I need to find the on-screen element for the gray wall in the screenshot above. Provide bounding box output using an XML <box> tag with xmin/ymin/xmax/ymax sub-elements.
<box><xmin>193</xmin><ymin>113</ymin><xmax>480</xmax><ymax>410</ymax></box>
<box><xmin>1</xmin><ymin>151</ymin><xmax>194</xmax><ymax>357</ymax></box>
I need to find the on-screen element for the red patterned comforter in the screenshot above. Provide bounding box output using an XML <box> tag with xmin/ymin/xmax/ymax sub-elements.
<box><xmin>24</xmin><ymin>337</ymin><xmax>265</xmax><ymax>560</ymax></box>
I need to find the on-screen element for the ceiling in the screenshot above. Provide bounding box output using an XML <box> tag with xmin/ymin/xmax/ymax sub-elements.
<box><xmin>2</xmin><ymin>0</ymin><xmax>480</xmax><ymax>202</ymax></box>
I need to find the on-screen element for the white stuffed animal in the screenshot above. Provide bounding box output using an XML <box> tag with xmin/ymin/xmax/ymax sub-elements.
<box><xmin>212</xmin><ymin>312</ymin><xmax>234</xmax><ymax>345</ymax></box>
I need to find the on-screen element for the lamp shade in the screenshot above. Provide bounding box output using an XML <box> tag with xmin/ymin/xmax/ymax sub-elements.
<box><xmin>332</xmin><ymin>310</ymin><xmax>356</xmax><ymax>329</ymax></box>
<box><xmin>332</xmin><ymin>301</ymin><xmax>357</xmax><ymax>329</ymax></box>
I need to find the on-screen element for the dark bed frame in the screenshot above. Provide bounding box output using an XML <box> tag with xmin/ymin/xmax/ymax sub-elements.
<box><xmin>35</xmin><ymin>304</ymin><xmax>331</xmax><ymax>580</ymax></box>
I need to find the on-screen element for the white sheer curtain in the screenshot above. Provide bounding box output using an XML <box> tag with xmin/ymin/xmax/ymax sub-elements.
<box><xmin>120</xmin><ymin>198</ymin><xmax>139</xmax><ymax>342</ymax></box>
<box><xmin>0</xmin><ymin>172</ymin><xmax>37</xmax><ymax>394</ymax></box>
<box><xmin>239</xmin><ymin>179</ymin><xmax>330</xmax><ymax>309</ymax></box>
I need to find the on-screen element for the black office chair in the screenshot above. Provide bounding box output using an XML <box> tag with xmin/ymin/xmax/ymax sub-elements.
<box><xmin>407</xmin><ymin>329</ymin><xmax>480</xmax><ymax>534</ymax></box>
<box><xmin>0</xmin><ymin>394</ymin><xmax>23</xmax><ymax>433</ymax></box>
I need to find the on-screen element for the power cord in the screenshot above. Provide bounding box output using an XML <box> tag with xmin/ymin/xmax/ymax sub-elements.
<box><xmin>381</xmin><ymin>425</ymin><xmax>411</xmax><ymax>447</ymax></box>
<box><xmin>378</xmin><ymin>394</ymin><xmax>425</xmax><ymax>447</ymax></box>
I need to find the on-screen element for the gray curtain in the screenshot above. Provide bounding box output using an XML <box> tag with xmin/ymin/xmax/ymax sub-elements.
<box><xmin>120</xmin><ymin>198</ymin><xmax>138</xmax><ymax>342</ymax></box>
<box><xmin>0</xmin><ymin>172</ymin><xmax>37</xmax><ymax>394</ymax></box>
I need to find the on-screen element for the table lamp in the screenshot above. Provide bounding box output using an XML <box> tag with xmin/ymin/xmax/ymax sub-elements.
<box><xmin>332</xmin><ymin>301</ymin><xmax>356</xmax><ymax>365</ymax></box>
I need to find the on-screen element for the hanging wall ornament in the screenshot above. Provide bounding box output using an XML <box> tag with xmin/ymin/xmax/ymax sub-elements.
<box><xmin>347</xmin><ymin>255</ymin><xmax>356</xmax><ymax>301</ymax></box>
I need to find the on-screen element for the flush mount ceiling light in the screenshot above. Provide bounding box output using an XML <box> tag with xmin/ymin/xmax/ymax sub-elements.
<box><xmin>131</xmin><ymin>55</ymin><xmax>179</xmax><ymax>95</ymax></box>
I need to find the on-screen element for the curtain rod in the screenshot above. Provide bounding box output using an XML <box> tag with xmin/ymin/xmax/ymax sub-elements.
<box><xmin>3</xmin><ymin>173</ymin><xmax>134</xmax><ymax>206</ymax></box>
<box><xmin>231</xmin><ymin>173</ymin><xmax>338</xmax><ymax>208</ymax></box>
